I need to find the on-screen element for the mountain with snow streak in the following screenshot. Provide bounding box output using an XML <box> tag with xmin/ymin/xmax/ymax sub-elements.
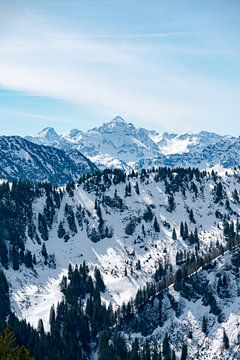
<box><xmin>0</xmin><ymin>136</ymin><xmax>98</xmax><ymax>184</ymax></box>
<box><xmin>26</xmin><ymin>117</ymin><xmax>238</xmax><ymax>171</ymax></box>
<box><xmin>0</xmin><ymin>166</ymin><xmax>240</xmax><ymax>359</ymax></box>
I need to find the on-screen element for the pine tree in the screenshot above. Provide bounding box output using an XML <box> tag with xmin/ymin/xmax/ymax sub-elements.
<box><xmin>0</xmin><ymin>238</ymin><xmax>9</xmax><ymax>269</ymax></box>
<box><xmin>41</xmin><ymin>243</ymin><xmax>48</xmax><ymax>258</ymax></box>
<box><xmin>24</xmin><ymin>250</ymin><xmax>33</xmax><ymax>268</ymax></box>
<box><xmin>162</xmin><ymin>334</ymin><xmax>171</xmax><ymax>360</ymax></box>
<box><xmin>153</xmin><ymin>217</ymin><xmax>160</xmax><ymax>232</ymax></box>
<box><xmin>12</xmin><ymin>247</ymin><xmax>19</xmax><ymax>271</ymax></box>
<box><xmin>184</xmin><ymin>222</ymin><xmax>189</xmax><ymax>240</ymax></box>
<box><xmin>135</xmin><ymin>182</ymin><xmax>140</xmax><ymax>195</ymax></box>
<box><xmin>0</xmin><ymin>325</ymin><xmax>34</xmax><ymax>360</ymax></box>
<box><xmin>38</xmin><ymin>213</ymin><xmax>48</xmax><ymax>241</ymax></box>
<box><xmin>94</xmin><ymin>267</ymin><xmax>106</xmax><ymax>292</ymax></box>
<box><xmin>202</xmin><ymin>315</ymin><xmax>208</xmax><ymax>334</ymax></box>
<box><xmin>37</xmin><ymin>319</ymin><xmax>44</xmax><ymax>336</ymax></box>
<box><xmin>0</xmin><ymin>270</ymin><xmax>10</xmax><ymax>323</ymax></box>
<box><xmin>167</xmin><ymin>194</ymin><xmax>175</xmax><ymax>212</ymax></box>
<box><xmin>233</xmin><ymin>189</ymin><xmax>239</xmax><ymax>203</ymax></box>
<box><xmin>174</xmin><ymin>268</ymin><xmax>183</xmax><ymax>291</ymax></box>
<box><xmin>223</xmin><ymin>329</ymin><xmax>229</xmax><ymax>349</ymax></box>
<box><xmin>180</xmin><ymin>344</ymin><xmax>187</xmax><ymax>360</ymax></box>
<box><xmin>215</xmin><ymin>182</ymin><xmax>224</xmax><ymax>202</ymax></box>
<box><xmin>180</xmin><ymin>222</ymin><xmax>184</xmax><ymax>239</ymax></box>
<box><xmin>172</xmin><ymin>228</ymin><xmax>177</xmax><ymax>240</ymax></box>
<box><xmin>57</xmin><ymin>221</ymin><xmax>66</xmax><ymax>239</ymax></box>
<box><xmin>189</xmin><ymin>209</ymin><xmax>196</xmax><ymax>224</ymax></box>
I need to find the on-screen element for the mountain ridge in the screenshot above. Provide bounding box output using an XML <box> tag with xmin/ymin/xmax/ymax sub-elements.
<box><xmin>25</xmin><ymin>117</ymin><xmax>238</xmax><ymax>171</ymax></box>
<box><xmin>0</xmin><ymin>135</ymin><xmax>98</xmax><ymax>184</ymax></box>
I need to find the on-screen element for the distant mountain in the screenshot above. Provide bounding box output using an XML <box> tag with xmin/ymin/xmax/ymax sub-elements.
<box><xmin>26</xmin><ymin>116</ymin><xmax>238</xmax><ymax>170</ymax></box>
<box><xmin>0</xmin><ymin>136</ymin><xmax>98</xmax><ymax>184</ymax></box>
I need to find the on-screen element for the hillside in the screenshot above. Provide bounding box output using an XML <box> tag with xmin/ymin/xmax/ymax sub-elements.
<box><xmin>0</xmin><ymin>166</ymin><xmax>239</xmax><ymax>358</ymax></box>
<box><xmin>0</xmin><ymin>136</ymin><xmax>97</xmax><ymax>184</ymax></box>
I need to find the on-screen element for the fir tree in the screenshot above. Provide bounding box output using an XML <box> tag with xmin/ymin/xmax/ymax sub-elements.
<box><xmin>0</xmin><ymin>325</ymin><xmax>34</xmax><ymax>360</ymax></box>
<box><xmin>94</xmin><ymin>267</ymin><xmax>106</xmax><ymax>292</ymax></box>
<box><xmin>189</xmin><ymin>209</ymin><xmax>196</xmax><ymax>224</ymax></box>
<box><xmin>172</xmin><ymin>228</ymin><xmax>177</xmax><ymax>240</ymax></box>
<box><xmin>202</xmin><ymin>315</ymin><xmax>208</xmax><ymax>334</ymax></box>
<box><xmin>180</xmin><ymin>344</ymin><xmax>187</xmax><ymax>360</ymax></box>
<box><xmin>223</xmin><ymin>329</ymin><xmax>229</xmax><ymax>349</ymax></box>
<box><xmin>153</xmin><ymin>217</ymin><xmax>160</xmax><ymax>232</ymax></box>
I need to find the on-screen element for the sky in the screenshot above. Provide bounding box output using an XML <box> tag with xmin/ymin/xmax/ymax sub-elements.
<box><xmin>0</xmin><ymin>0</ymin><xmax>240</xmax><ymax>136</ymax></box>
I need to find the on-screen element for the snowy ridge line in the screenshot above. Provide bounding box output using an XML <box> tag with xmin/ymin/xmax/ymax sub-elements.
<box><xmin>26</xmin><ymin>117</ymin><xmax>240</xmax><ymax>171</ymax></box>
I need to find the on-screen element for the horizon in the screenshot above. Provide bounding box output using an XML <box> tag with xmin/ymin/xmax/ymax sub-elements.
<box><xmin>0</xmin><ymin>0</ymin><xmax>240</xmax><ymax>136</ymax></box>
<box><xmin>0</xmin><ymin>115</ymin><xmax>237</xmax><ymax>138</ymax></box>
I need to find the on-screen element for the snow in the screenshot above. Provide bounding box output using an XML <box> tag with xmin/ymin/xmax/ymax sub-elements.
<box><xmin>159</xmin><ymin>136</ymin><xmax>198</xmax><ymax>155</ymax></box>
<box><xmin>3</xmin><ymin>169</ymin><xmax>239</xmax><ymax>337</ymax></box>
<box><xmin>26</xmin><ymin>117</ymin><xmax>238</xmax><ymax>171</ymax></box>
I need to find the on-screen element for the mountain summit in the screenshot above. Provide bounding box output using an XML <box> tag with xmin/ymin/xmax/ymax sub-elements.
<box><xmin>26</xmin><ymin>117</ymin><xmax>237</xmax><ymax>170</ymax></box>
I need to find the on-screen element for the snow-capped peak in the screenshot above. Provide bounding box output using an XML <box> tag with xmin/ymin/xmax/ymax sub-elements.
<box><xmin>108</xmin><ymin>115</ymin><xmax>128</xmax><ymax>126</ymax></box>
<box><xmin>37</xmin><ymin>127</ymin><xmax>59</xmax><ymax>141</ymax></box>
<box><xmin>99</xmin><ymin>116</ymin><xmax>136</xmax><ymax>134</ymax></box>
<box><xmin>25</xmin><ymin>118</ymin><xmax>239</xmax><ymax>171</ymax></box>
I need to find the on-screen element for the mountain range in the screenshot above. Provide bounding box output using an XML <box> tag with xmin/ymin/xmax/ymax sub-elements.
<box><xmin>26</xmin><ymin>116</ymin><xmax>239</xmax><ymax>171</ymax></box>
<box><xmin>0</xmin><ymin>117</ymin><xmax>238</xmax><ymax>185</ymax></box>
<box><xmin>1</xmin><ymin>118</ymin><xmax>240</xmax><ymax>359</ymax></box>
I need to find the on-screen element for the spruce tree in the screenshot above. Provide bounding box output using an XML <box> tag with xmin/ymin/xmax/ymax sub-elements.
<box><xmin>94</xmin><ymin>267</ymin><xmax>106</xmax><ymax>292</ymax></box>
<box><xmin>0</xmin><ymin>325</ymin><xmax>34</xmax><ymax>360</ymax></box>
<box><xmin>223</xmin><ymin>329</ymin><xmax>229</xmax><ymax>349</ymax></box>
<box><xmin>153</xmin><ymin>217</ymin><xmax>160</xmax><ymax>232</ymax></box>
<box><xmin>172</xmin><ymin>228</ymin><xmax>177</xmax><ymax>240</ymax></box>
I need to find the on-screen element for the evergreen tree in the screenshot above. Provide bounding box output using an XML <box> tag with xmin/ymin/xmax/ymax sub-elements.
<box><xmin>180</xmin><ymin>344</ymin><xmax>187</xmax><ymax>360</ymax></box>
<box><xmin>167</xmin><ymin>194</ymin><xmax>175</xmax><ymax>212</ymax></box>
<box><xmin>202</xmin><ymin>315</ymin><xmax>208</xmax><ymax>334</ymax></box>
<box><xmin>232</xmin><ymin>189</ymin><xmax>239</xmax><ymax>203</ymax></box>
<box><xmin>0</xmin><ymin>325</ymin><xmax>34</xmax><ymax>360</ymax></box>
<box><xmin>180</xmin><ymin>222</ymin><xmax>184</xmax><ymax>239</ymax></box>
<box><xmin>37</xmin><ymin>319</ymin><xmax>44</xmax><ymax>336</ymax></box>
<box><xmin>94</xmin><ymin>267</ymin><xmax>106</xmax><ymax>292</ymax></box>
<box><xmin>0</xmin><ymin>237</ymin><xmax>9</xmax><ymax>269</ymax></box>
<box><xmin>41</xmin><ymin>243</ymin><xmax>48</xmax><ymax>258</ymax></box>
<box><xmin>153</xmin><ymin>217</ymin><xmax>160</xmax><ymax>232</ymax></box>
<box><xmin>223</xmin><ymin>329</ymin><xmax>229</xmax><ymax>349</ymax></box>
<box><xmin>189</xmin><ymin>209</ymin><xmax>196</xmax><ymax>224</ymax></box>
<box><xmin>162</xmin><ymin>334</ymin><xmax>171</xmax><ymax>360</ymax></box>
<box><xmin>57</xmin><ymin>221</ymin><xmax>66</xmax><ymax>239</ymax></box>
<box><xmin>172</xmin><ymin>228</ymin><xmax>177</xmax><ymax>240</ymax></box>
<box><xmin>215</xmin><ymin>182</ymin><xmax>224</xmax><ymax>203</ymax></box>
<box><xmin>0</xmin><ymin>270</ymin><xmax>10</xmax><ymax>324</ymax></box>
<box><xmin>135</xmin><ymin>182</ymin><xmax>140</xmax><ymax>195</ymax></box>
<box><xmin>24</xmin><ymin>250</ymin><xmax>33</xmax><ymax>268</ymax></box>
<box><xmin>38</xmin><ymin>213</ymin><xmax>48</xmax><ymax>241</ymax></box>
<box><xmin>12</xmin><ymin>246</ymin><xmax>19</xmax><ymax>271</ymax></box>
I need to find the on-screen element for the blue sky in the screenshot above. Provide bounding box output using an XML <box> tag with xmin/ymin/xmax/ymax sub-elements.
<box><xmin>0</xmin><ymin>0</ymin><xmax>240</xmax><ymax>136</ymax></box>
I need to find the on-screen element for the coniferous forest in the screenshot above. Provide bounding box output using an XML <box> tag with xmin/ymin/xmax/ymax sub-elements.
<box><xmin>1</xmin><ymin>166</ymin><xmax>240</xmax><ymax>358</ymax></box>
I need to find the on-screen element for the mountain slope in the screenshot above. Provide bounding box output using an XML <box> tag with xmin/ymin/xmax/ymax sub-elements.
<box><xmin>0</xmin><ymin>136</ymin><xmax>98</xmax><ymax>184</ymax></box>
<box><xmin>0</xmin><ymin>166</ymin><xmax>238</xmax><ymax>330</ymax></box>
<box><xmin>26</xmin><ymin>117</ymin><xmax>238</xmax><ymax>170</ymax></box>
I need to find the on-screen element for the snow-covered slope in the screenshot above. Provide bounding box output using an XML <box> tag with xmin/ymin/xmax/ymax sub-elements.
<box><xmin>3</xmin><ymin>166</ymin><xmax>240</xmax><ymax>337</ymax></box>
<box><xmin>26</xmin><ymin>117</ymin><xmax>238</xmax><ymax>170</ymax></box>
<box><xmin>124</xmin><ymin>250</ymin><xmax>240</xmax><ymax>359</ymax></box>
<box><xmin>0</xmin><ymin>136</ymin><xmax>98</xmax><ymax>184</ymax></box>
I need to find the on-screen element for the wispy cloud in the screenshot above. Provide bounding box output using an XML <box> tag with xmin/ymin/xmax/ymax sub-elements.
<box><xmin>0</xmin><ymin>4</ymin><xmax>239</xmax><ymax>134</ymax></box>
<box><xmin>0</xmin><ymin>107</ymin><xmax>60</xmax><ymax>122</ymax></box>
